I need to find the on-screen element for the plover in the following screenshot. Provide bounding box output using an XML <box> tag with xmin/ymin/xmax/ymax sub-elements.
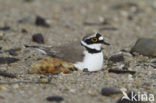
<box><xmin>26</xmin><ymin>33</ymin><xmax>109</xmax><ymax>72</ymax></box>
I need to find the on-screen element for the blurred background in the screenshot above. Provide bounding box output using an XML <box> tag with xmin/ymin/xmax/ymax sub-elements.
<box><xmin>0</xmin><ymin>0</ymin><xmax>156</xmax><ymax>50</ymax></box>
<box><xmin>0</xmin><ymin>0</ymin><xmax>156</xmax><ymax>103</ymax></box>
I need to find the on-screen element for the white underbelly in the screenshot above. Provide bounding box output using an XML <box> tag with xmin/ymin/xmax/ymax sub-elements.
<box><xmin>74</xmin><ymin>52</ymin><xmax>104</xmax><ymax>71</ymax></box>
<box><xmin>84</xmin><ymin>52</ymin><xmax>103</xmax><ymax>71</ymax></box>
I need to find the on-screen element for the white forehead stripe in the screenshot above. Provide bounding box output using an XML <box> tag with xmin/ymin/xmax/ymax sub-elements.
<box><xmin>86</xmin><ymin>34</ymin><xmax>96</xmax><ymax>39</ymax></box>
<box><xmin>99</xmin><ymin>36</ymin><xmax>103</xmax><ymax>40</ymax></box>
<box><xmin>81</xmin><ymin>40</ymin><xmax>101</xmax><ymax>50</ymax></box>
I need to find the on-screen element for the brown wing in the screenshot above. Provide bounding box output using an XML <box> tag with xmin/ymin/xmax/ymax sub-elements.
<box><xmin>46</xmin><ymin>41</ymin><xmax>84</xmax><ymax>63</ymax></box>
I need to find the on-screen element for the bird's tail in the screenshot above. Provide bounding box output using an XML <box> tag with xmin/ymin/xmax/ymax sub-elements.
<box><xmin>24</xmin><ymin>45</ymin><xmax>47</xmax><ymax>55</ymax></box>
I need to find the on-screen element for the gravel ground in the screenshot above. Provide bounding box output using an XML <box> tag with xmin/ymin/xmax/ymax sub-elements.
<box><xmin>0</xmin><ymin>0</ymin><xmax>156</xmax><ymax>103</ymax></box>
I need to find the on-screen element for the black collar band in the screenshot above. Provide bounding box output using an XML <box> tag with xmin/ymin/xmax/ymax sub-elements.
<box><xmin>84</xmin><ymin>46</ymin><xmax>101</xmax><ymax>54</ymax></box>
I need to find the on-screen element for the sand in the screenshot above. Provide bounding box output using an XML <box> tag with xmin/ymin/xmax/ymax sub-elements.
<box><xmin>0</xmin><ymin>0</ymin><xmax>156</xmax><ymax>103</ymax></box>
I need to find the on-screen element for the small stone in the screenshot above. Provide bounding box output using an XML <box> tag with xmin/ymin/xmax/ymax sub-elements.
<box><xmin>23</xmin><ymin>0</ymin><xmax>34</xmax><ymax>2</ymax></box>
<box><xmin>35</xmin><ymin>16</ymin><xmax>50</xmax><ymax>27</ymax></box>
<box><xmin>131</xmin><ymin>38</ymin><xmax>156</xmax><ymax>57</ymax></box>
<box><xmin>98</xmin><ymin>97</ymin><xmax>105</xmax><ymax>102</ymax></box>
<box><xmin>0</xmin><ymin>57</ymin><xmax>19</xmax><ymax>64</ymax></box>
<box><xmin>88</xmin><ymin>90</ymin><xmax>97</xmax><ymax>96</ymax></box>
<box><xmin>18</xmin><ymin>17</ymin><xmax>34</xmax><ymax>23</ymax></box>
<box><xmin>128</xmin><ymin>74</ymin><xmax>134</xmax><ymax>81</ymax></box>
<box><xmin>46</xmin><ymin>96</ymin><xmax>64</xmax><ymax>102</ymax></box>
<box><xmin>150</xmin><ymin>76</ymin><xmax>156</xmax><ymax>79</ymax></box>
<box><xmin>32</xmin><ymin>33</ymin><xmax>44</xmax><ymax>44</ymax></box>
<box><xmin>0</xmin><ymin>86</ymin><xmax>7</xmax><ymax>91</ymax></box>
<box><xmin>101</xmin><ymin>87</ymin><xmax>121</xmax><ymax>96</ymax></box>
<box><xmin>8</xmin><ymin>49</ymin><xmax>18</xmax><ymax>56</ymax></box>
<box><xmin>39</xmin><ymin>77</ymin><xmax>49</xmax><ymax>83</ymax></box>
<box><xmin>5</xmin><ymin>48</ymin><xmax>21</xmax><ymax>56</ymax></box>
<box><xmin>13</xmin><ymin>84</ymin><xmax>19</xmax><ymax>89</ymax></box>
<box><xmin>108</xmin><ymin>69</ymin><xmax>136</xmax><ymax>75</ymax></box>
<box><xmin>0</xmin><ymin>70</ymin><xmax>17</xmax><ymax>78</ymax></box>
<box><xmin>83</xmin><ymin>17</ymin><xmax>110</xmax><ymax>26</ymax></box>
<box><xmin>150</xmin><ymin>59</ymin><xmax>156</xmax><ymax>69</ymax></box>
<box><xmin>0</xmin><ymin>26</ymin><xmax>10</xmax><ymax>31</ymax></box>
<box><xmin>21</xmin><ymin>28</ymin><xmax>28</xmax><ymax>33</ymax></box>
<box><xmin>112</xmin><ymin>2</ymin><xmax>138</xmax><ymax>10</ymax></box>
<box><xmin>99</xmin><ymin>27</ymin><xmax>117</xmax><ymax>31</ymax></box>
<box><xmin>0</xmin><ymin>68</ymin><xmax>7</xmax><ymax>72</ymax></box>
<box><xmin>109</xmin><ymin>54</ymin><xmax>124</xmax><ymax>63</ymax></box>
<box><xmin>83</xmin><ymin>68</ymin><xmax>89</xmax><ymax>72</ymax></box>
<box><xmin>120</xmin><ymin>10</ymin><xmax>129</xmax><ymax>17</ymax></box>
<box><xmin>0</xmin><ymin>32</ymin><xmax>6</xmax><ymax>40</ymax></box>
<box><xmin>69</xmin><ymin>89</ymin><xmax>76</xmax><ymax>93</ymax></box>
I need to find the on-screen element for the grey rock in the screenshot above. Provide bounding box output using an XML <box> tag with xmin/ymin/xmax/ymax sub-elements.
<box><xmin>101</xmin><ymin>87</ymin><xmax>121</xmax><ymax>96</ymax></box>
<box><xmin>131</xmin><ymin>38</ymin><xmax>156</xmax><ymax>57</ymax></box>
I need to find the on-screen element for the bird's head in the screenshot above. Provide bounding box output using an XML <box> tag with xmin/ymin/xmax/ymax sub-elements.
<box><xmin>81</xmin><ymin>33</ymin><xmax>110</xmax><ymax>52</ymax></box>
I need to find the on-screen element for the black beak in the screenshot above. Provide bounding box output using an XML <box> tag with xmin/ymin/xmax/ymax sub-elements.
<box><xmin>80</xmin><ymin>41</ymin><xmax>83</xmax><ymax>46</ymax></box>
<box><xmin>102</xmin><ymin>40</ymin><xmax>110</xmax><ymax>45</ymax></box>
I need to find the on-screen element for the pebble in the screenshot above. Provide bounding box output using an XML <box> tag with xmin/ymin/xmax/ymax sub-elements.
<box><xmin>83</xmin><ymin>17</ymin><xmax>109</xmax><ymax>26</ymax></box>
<box><xmin>0</xmin><ymin>68</ymin><xmax>7</xmax><ymax>72</ymax></box>
<box><xmin>69</xmin><ymin>89</ymin><xmax>76</xmax><ymax>93</ymax></box>
<box><xmin>0</xmin><ymin>86</ymin><xmax>7</xmax><ymax>91</ymax></box>
<box><xmin>35</xmin><ymin>16</ymin><xmax>50</xmax><ymax>27</ymax></box>
<box><xmin>46</xmin><ymin>96</ymin><xmax>64</xmax><ymax>102</ymax></box>
<box><xmin>88</xmin><ymin>90</ymin><xmax>97</xmax><ymax>96</ymax></box>
<box><xmin>32</xmin><ymin>33</ymin><xmax>44</xmax><ymax>44</ymax></box>
<box><xmin>5</xmin><ymin>48</ymin><xmax>21</xmax><ymax>56</ymax></box>
<box><xmin>101</xmin><ymin>87</ymin><xmax>121</xmax><ymax>96</ymax></box>
<box><xmin>108</xmin><ymin>54</ymin><xmax>124</xmax><ymax>63</ymax></box>
<box><xmin>0</xmin><ymin>70</ymin><xmax>17</xmax><ymax>78</ymax></box>
<box><xmin>150</xmin><ymin>59</ymin><xmax>156</xmax><ymax>69</ymax></box>
<box><xmin>12</xmin><ymin>84</ymin><xmax>19</xmax><ymax>89</ymax></box>
<box><xmin>99</xmin><ymin>27</ymin><xmax>117</xmax><ymax>31</ymax></box>
<box><xmin>0</xmin><ymin>26</ymin><xmax>10</xmax><ymax>31</ymax></box>
<box><xmin>0</xmin><ymin>32</ymin><xmax>6</xmax><ymax>40</ymax></box>
<box><xmin>131</xmin><ymin>38</ymin><xmax>156</xmax><ymax>57</ymax></box>
<box><xmin>23</xmin><ymin>0</ymin><xmax>34</xmax><ymax>2</ymax></box>
<box><xmin>128</xmin><ymin>74</ymin><xmax>134</xmax><ymax>81</ymax></box>
<box><xmin>39</xmin><ymin>77</ymin><xmax>49</xmax><ymax>83</ymax></box>
<box><xmin>120</xmin><ymin>10</ymin><xmax>129</xmax><ymax>17</ymax></box>
<box><xmin>21</xmin><ymin>28</ymin><xmax>28</xmax><ymax>33</ymax></box>
<box><xmin>8</xmin><ymin>49</ymin><xmax>18</xmax><ymax>56</ymax></box>
<box><xmin>0</xmin><ymin>57</ymin><xmax>19</xmax><ymax>64</ymax></box>
<box><xmin>112</xmin><ymin>2</ymin><xmax>138</xmax><ymax>10</ymax></box>
<box><xmin>108</xmin><ymin>69</ymin><xmax>136</xmax><ymax>75</ymax></box>
<box><xmin>18</xmin><ymin>17</ymin><xmax>34</xmax><ymax>23</ymax></box>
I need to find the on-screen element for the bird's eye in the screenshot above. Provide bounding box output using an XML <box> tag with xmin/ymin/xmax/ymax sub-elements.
<box><xmin>91</xmin><ymin>38</ymin><xmax>98</xmax><ymax>42</ymax></box>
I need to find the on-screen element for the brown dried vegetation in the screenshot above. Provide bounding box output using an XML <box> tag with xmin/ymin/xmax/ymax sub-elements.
<box><xmin>30</xmin><ymin>57</ymin><xmax>77</xmax><ymax>74</ymax></box>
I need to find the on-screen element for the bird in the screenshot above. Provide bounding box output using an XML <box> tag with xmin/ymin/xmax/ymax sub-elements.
<box><xmin>25</xmin><ymin>33</ymin><xmax>110</xmax><ymax>72</ymax></box>
<box><xmin>74</xmin><ymin>33</ymin><xmax>110</xmax><ymax>71</ymax></box>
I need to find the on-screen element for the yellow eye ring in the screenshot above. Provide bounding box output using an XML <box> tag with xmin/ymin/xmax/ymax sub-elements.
<box><xmin>91</xmin><ymin>38</ymin><xmax>98</xmax><ymax>42</ymax></box>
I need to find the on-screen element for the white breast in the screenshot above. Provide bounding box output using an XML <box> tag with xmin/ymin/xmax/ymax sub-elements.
<box><xmin>74</xmin><ymin>51</ymin><xmax>104</xmax><ymax>71</ymax></box>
